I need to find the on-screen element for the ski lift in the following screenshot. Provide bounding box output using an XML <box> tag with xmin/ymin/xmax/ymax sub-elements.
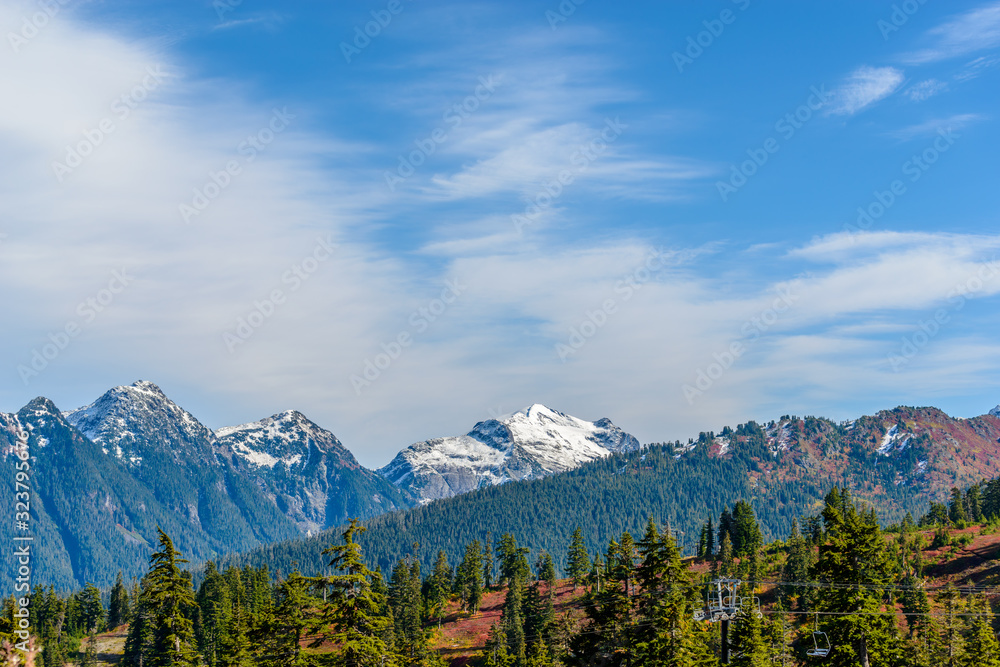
<box><xmin>806</xmin><ymin>614</ymin><xmax>830</xmax><ymax>658</ymax></box>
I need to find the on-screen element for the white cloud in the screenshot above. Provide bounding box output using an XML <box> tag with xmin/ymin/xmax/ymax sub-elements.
<box><xmin>903</xmin><ymin>2</ymin><xmax>1000</xmax><ymax>64</ymax></box>
<box><xmin>827</xmin><ymin>66</ymin><xmax>904</xmax><ymax>116</ymax></box>
<box><xmin>904</xmin><ymin>78</ymin><xmax>948</xmax><ymax>102</ymax></box>
<box><xmin>2</xmin><ymin>2</ymin><xmax>998</xmax><ymax>467</ymax></box>
<box><xmin>889</xmin><ymin>113</ymin><xmax>986</xmax><ymax>140</ymax></box>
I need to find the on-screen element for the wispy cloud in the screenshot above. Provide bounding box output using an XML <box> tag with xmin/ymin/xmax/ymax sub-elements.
<box><xmin>827</xmin><ymin>66</ymin><xmax>904</xmax><ymax>116</ymax></box>
<box><xmin>902</xmin><ymin>2</ymin><xmax>1000</xmax><ymax>64</ymax></box>
<box><xmin>954</xmin><ymin>54</ymin><xmax>1000</xmax><ymax>81</ymax></box>
<box><xmin>904</xmin><ymin>78</ymin><xmax>948</xmax><ymax>102</ymax></box>
<box><xmin>889</xmin><ymin>113</ymin><xmax>986</xmax><ymax>141</ymax></box>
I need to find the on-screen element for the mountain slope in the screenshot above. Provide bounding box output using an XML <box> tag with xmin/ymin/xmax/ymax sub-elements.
<box><xmin>224</xmin><ymin>405</ymin><xmax>1000</xmax><ymax>578</ymax></box>
<box><xmin>2</xmin><ymin>381</ymin><xmax>414</xmax><ymax>589</ymax></box>
<box><xmin>1</xmin><ymin>398</ymin><xmax>242</xmax><ymax>590</ymax></box>
<box><xmin>64</xmin><ymin>382</ymin><xmax>301</xmax><ymax>552</ymax></box>
<box><xmin>378</xmin><ymin>404</ymin><xmax>640</xmax><ymax>503</ymax></box>
<box><xmin>215</xmin><ymin>410</ymin><xmax>412</xmax><ymax>533</ymax></box>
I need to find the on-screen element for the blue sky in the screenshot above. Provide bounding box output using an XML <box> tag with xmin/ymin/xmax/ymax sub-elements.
<box><xmin>2</xmin><ymin>0</ymin><xmax>999</xmax><ymax>467</ymax></box>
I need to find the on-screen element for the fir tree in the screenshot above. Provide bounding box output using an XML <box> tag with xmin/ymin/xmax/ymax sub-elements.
<box><xmin>427</xmin><ymin>550</ymin><xmax>452</xmax><ymax>628</ymax></box>
<box><xmin>963</xmin><ymin>594</ymin><xmax>1000</xmax><ymax>667</ymax></box>
<box><xmin>123</xmin><ymin>528</ymin><xmax>200</xmax><ymax>667</ymax></box>
<box><xmin>811</xmin><ymin>489</ymin><xmax>903</xmax><ymax>667</ymax></box>
<box><xmin>196</xmin><ymin>562</ymin><xmax>233</xmax><ymax>667</ymax></box>
<box><xmin>729</xmin><ymin>602</ymin><xmax>768</xmax><ymax>667</ymax></box>
<box><xmin>77</xmin><ymin>583</ymin><xmax>104</xmax><ymax>635</ymax></box>
<box><xmin>950</xmin><ymin>487</ymin><xmax>968</xmax><ymax>524</ymax></box>
<box><xmin>455</xmin><ymin>540</ymin><xmax>484</xmax><ymax>614</ymax></box>
<box><xmin>629</xmin><ymin>518</ymin><xmax>710</xmax><ymax>667</ymax></box>
<box><xmin>255</xmin><ymin>570</ymin><xmax>316</xmax><ymax>667</ymax></box>
<box><xmin>108</xmin><ymin>572</ymin><xmax>131</xmax><ymax>629</ymax></box>
<box><xmin>566</xmin><ymin>528</ymin><xmax>590</xmax><ymax>592</ymax></box>
<box><xmin>316</xmin><ymin>518</ymin><xmax>392</xmax><ymax>666</ymax></box>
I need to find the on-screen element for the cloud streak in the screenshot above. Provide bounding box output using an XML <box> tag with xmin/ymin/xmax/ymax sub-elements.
<box><xmin>827</xmin><ymin>66</ymin><xmax>904</xmax><ymax>116</ymax></box>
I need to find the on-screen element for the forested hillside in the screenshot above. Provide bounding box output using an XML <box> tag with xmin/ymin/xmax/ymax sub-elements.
<box><xmin>221</xmin><ymin>414</ymin><xmax>956</xmax><ymax>578</ymax></box>
<box><xmin>15</xmin><ymin>479</ymin><xmax>1000</xmax><ymax>666</ymax></box>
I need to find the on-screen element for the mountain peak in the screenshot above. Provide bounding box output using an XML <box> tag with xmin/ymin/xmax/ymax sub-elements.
<box><xmin>215</xmin><ymin>410</ymin><xmax>355</xmax><ymax>470</ymax></box>
<box><xmin>380</xmin><ymin>406</ymin><xmax>640</xmax><ymax>503</ymax></box>
<box><xmin>991</xmin><ymin>405</ymin><xmax>1000</xmax><ymax>418</ymax></box>
<box><xmin>64</xmin><ymin>381</ymin><xmax>214</xmax><ymax>465</ymax></box>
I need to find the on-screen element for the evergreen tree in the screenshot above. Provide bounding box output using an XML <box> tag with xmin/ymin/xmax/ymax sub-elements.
<box><xmin>568</xmin><ymin>536</ymin><xmax>633</xmax><ymax>665</ymax></box>
<box><xmin>109</xmin><ymin>572</ymin><xmax>131</xmax><ymax>629</ymax></box>
<box><xmin>77</xmin><ymin>583</ymin><xmax>104</xmax><ymax>635</ymax></box>
<box><xmin>950</xmin><ymin>488</ymin><xmax>968</xmax><ymax>524</ymax></box>
<box><xmin>938</xmin><ymin>584</ymin><xmax>966</xmax><ymax>667</ymax></box>
<box><xmin>484</xmin><ymin>623</ymin><xmax>515</xmax><ymax>667</ymax></box>
<box><xmin>196</xmin><ymin>562</ymin><xmax>233</xmax><ymax>667</ymax></box>
<box><xmin>496</xmin><ymin>534</ymin><xmax>530</xmax><ymax>590</ymax></box>
<box><xmin>966</xmin><ymin>486</ymin><xmax>984</xmax><ymax>523</ymax></box>
<box><xmin>388</xmin><ymin>558</ymin><xmax>426</xmax><ymax>661</ymax></box>
<box><xmin>706</xmin><ymin>516</ymin><xmax>715</xmax><ymax>557</ymax></box>
<box><xmin>811</xmin><ymin>489</ymin><xmax>903</xmax><ymax>667</ymax></box>
<box><xmin>255</xmin><ymin>570</ymin><xmax>316</xmax><ymax>667</ymax></box>
<box><xmin>963</xmin><ymin>594</ymin><xmax>1000</xmax><ymax>667</ymax></box>
<box><xmin>316</xmin><ymin>518</ymin><xmax>392</xmax><ymax>666</ymax></box>
<box><xmin>455</xmin><ymin>541</ymin><xmax>484</xmax><ymax>613</ymax></box>
<box><xmin>729</xmin><ymin>603</ymin><xmax>768</xmax><ymax>667</ymax></box>
<box><xmin>535</xmin><ymin>552</ymin><xmax>556</xmax><ymax>599</ymax></box>
<box><xmin>123</xmin><ymin>528</ymin><xmax>200</xmax><ymax>667</ymax></box>
<box><xmin>566</xmin><ymin>528</ymin><xmax>590</xmax><ymax>592</ymax></box>
<box><xmin>781</xmin><ymin>520</ymin><xmax>814</xmax><ymax>609</ymax></box>
<box><xmin>483</xmin><ymin>533</ymin><xmax>495</xmax><ymax>591</ymax></box>
<box><xmin>630</xmin><ymin>518</ymin><xmax>711</xmax><ymax>667</ymax></box>
<box><xmin>718</xmin><ymin>506</ymin><xmax>734</xmax><ymax>549</ymax></box>
<box><xmin>427</xmin><ymin>550</ymin><xmax>452</xmax><ymax>628</ymax></box>
<box><xmin>716</xmin><ymin>532</ymin><xmax>734</xmax><ymax>578</ymax></box>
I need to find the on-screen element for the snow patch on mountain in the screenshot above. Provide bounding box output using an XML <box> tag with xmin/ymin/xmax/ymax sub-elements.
<box><xmin>379</xmin><ymin>404</ymin><xmax>640</xmax><ymax>503</ymax></box>
<box><xmin>765</xmin><ymin>421</ymin><xmax>793</xmax><ymax>456</ymax></box>
<box><xmin>215</xmin><ymin>410</ymin><xmax>351</xmax><ymax>470</ymax></box>
<box><xmin>64</xmin><ymin>380</ymin><xmax>217</xmax><ymax>466</ymax></box>
<box><xmin>990</xmin><ymin>405</ymin><xmax>1000</xmax><ymax>418</ymax></box>
<box><xmin>878</xmin><ymin>424</ymin><xmax>912</xmax><ymax>456</ymax></box>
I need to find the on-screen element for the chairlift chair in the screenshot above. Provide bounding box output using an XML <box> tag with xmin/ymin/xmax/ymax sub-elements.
<box><xmin>806</xmin><ymin>632</ymin><xmax>830</xmax><ymax>658</ymax></box>
<box><xmin>806</xmin><ymin>614</ymin><xmax>830</xmax><ymax>658</ymax></box>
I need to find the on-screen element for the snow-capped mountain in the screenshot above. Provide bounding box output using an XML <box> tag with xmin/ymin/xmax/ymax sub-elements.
<box><xmin>990</xmin><ymin>405</ymin><xmax>1000</xmax><ymax>418</ymax></box>
<box><xmin>65</xmin><ymin>380</ymin><xmax>217</xmax><ymax>467</ymax></box>
<box><xmin>215</xmin><ymin>411</ymin><xmax>410</xmax><ymax>533</ymax></box>
<box><xmin>378</xmin><ymin>404</ymin><xmax>641</xmax><ymax>503</ymax></box>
